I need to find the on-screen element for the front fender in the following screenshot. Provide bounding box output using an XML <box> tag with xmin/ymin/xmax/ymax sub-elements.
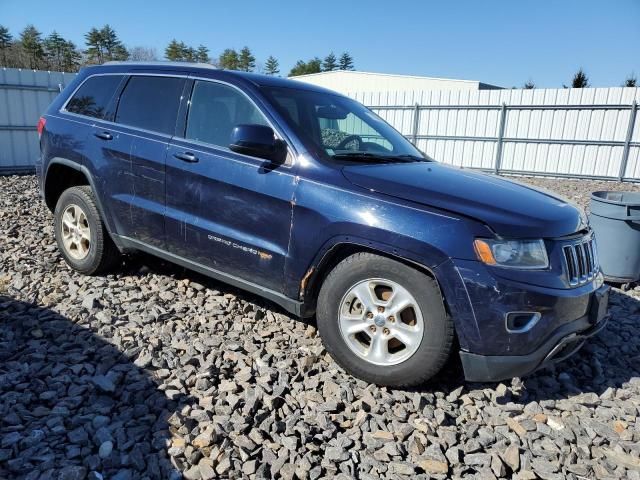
<box><xmin>284</xmin><ymin>176</ymin><xmax>492</xmax><ymax>299</ymax></box>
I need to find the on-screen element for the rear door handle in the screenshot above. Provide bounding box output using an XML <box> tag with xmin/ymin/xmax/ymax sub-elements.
<box><xmin>173</xmin><ymin>152</ymin><xmax>199</xmax><ymax>163</ymax></box>
<box><xmin>94</xmin><ymin>131</ymin><xmax>113</xmax><ymax>140</ymax></box>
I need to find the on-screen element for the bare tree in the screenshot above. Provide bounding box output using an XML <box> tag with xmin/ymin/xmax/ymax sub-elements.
<box><xmin>128</xmin><ymin>46</ymin><xmax>158</xmax><ymax>62</ymax></box>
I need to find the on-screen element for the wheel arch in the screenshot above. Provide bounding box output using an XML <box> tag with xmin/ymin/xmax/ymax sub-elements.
<box><xmin>44</xmin><ymin>158</ymin><xmax>125</xmax><ymax>252</ymax></box>
<box><xmin>44</xmin><ymin>160</ymin><xmax>90</xmax><ymax>212</ymax></box>
<box><xmin>300</xmin><ymin>240</ymin><xmax>452</xmax><ymax>319</ymax></box>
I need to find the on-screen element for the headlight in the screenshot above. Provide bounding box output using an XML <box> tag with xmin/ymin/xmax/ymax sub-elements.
<box><xmin>473</xmin><ymin>238</ymin><xmax>549</xmax><ymax>269</ymax></box>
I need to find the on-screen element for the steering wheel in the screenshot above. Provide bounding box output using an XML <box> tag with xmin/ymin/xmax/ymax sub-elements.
<box><xmin>335</xmin><ymin>134</ymin><xmax>364</xmax><ymax>151</ymax></box>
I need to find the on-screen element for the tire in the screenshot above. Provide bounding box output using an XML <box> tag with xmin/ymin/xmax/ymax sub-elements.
<box><xmin>316</xmin><ymin>252</ymin><xmax>453</xmax><ymax>387</ymax></box>
<box><xmin>54</xmin><ymin>186</ymin><xmax>120</xmax><ymax>275</ymax></box>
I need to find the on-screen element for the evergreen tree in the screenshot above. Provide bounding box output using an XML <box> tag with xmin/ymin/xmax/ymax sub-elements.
<box><xmin>523</xmin><ymin>80</ymin><xmax>535</xmax><ymax>89</ymax></box>
<box><xmin>195</xmin><ymin>45</ymin><xmax>210</xmax><ymax>63</ymax></box>
<box><xmin>20</xmin><ymin>25</ymin><xmax>45</xmax><ymax>69</ymax></box>
<box><xmin>60</xmin><ymin>40</ymin><xmax>81</xmax><ymax>71</ymax></box>
<box><xmin>100</xmin><ymin>25</ymin><xmax>128</xmax><ymax>61</ymax></box>
<box><xmin>182</xmin><ymin>45</ymin><xmax>196</xmax><ymax>62</ymax></box>
<box><xmin>307</xmin><ymin>57</ymin><xmax>322</xmax><ymax>74</ymax></box>
<box><xmin>85</xmin><ymin>25</ymin><xmax>128</xmax><ymax>64</ymax></box>
<box><xmin>238</xmin><ymin>46</ymin><xmax>255</xmax><ymax>72</ymax></box>
<box><xmin>288</xmin><ymin>57</ymin><xmax>322</xmax><ymax>76</ymax></box>
<box><xmin>570</xmin><ymin>68</ymin><xmax>589</xmax><ymax>88</ymax></box>
<box><xmin>219</xmin><ymin>48</ymin><xmax>239</xmax><ymax>70</ymax></box>
<box><xmin>322</xmin><ymin>52</ymin><xmax>338</xmax><ymax>71</ymax></box>
<box><xmin>84</xmin><ymin>27</ymin><xmax>104</xmax><ymax>64</ymax></box>
<box><xmin>623</xmin><ymin>74</ymin><xmax>637</xmax><ymax>87</ymax></box>
<box><xmin>264</xmin><ymin>55</ymin><xmax>279</xmax><ymax>75</ymax></box>
<box><xmin>44</xmin><ymin>31</ymin><xmax>67</xmax><ymax>70</ymax></box>
<box><xmin>165</xmin><ymin>39</ymin><xmax>183</xmax><ymax>61</ymax></box>
<box><xmin>0</xmin><ymin>26</ymin><xmax>12</xmax><ymax>66</ymax></box>
<box><xmin>338</xmin><ymin>52</ymin><xmax>354</xmax><ymax>70</ymax></box>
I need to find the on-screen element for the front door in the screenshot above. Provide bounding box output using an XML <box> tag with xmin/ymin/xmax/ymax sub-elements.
<box><xmin>165</xmin><ymin>79</ymin><xmax>297</xmax><ymax>293</ymax></box>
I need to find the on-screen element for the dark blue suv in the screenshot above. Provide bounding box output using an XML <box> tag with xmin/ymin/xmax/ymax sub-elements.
<box><xmin>37</xmin><ymin>62</ymin><xmax>609</xmax><ymax>386</ymax></box>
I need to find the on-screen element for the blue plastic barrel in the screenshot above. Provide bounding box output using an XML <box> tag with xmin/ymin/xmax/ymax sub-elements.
<box><xmin>589</xmin><ymin>191</ymin><xmax>640</xmax><ymax>283</ymax></box>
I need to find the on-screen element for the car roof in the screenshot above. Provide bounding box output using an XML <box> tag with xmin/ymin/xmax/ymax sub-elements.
<box><xmin>89</xmin><ymin>61</ymin><xmax>342</xmax><ymax>95</ymax></box>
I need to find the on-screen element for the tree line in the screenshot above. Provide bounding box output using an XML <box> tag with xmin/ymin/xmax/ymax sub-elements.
<box><xmin>522</xmin><ymin>68</ymin><xmax>637</xmax><ymax>89</ymax></box>
<box><xmin>2</xmin><ymin>24</ymin><xmax>636</xmax><ymax>86</ymax></box>
<box><xmin>0</xmin><ymin>23</ymin><xmax>356</xmax><ymax>77</ymax></box>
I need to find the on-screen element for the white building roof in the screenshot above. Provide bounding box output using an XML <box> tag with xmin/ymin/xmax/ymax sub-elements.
<box><xmin>293</xmin><ymin>70</ymin><xmax>502</xmax><ymax>93</ymax></box>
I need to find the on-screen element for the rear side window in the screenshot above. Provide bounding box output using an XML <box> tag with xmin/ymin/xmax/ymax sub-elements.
<box><xmin>115</xmin><ymin>76</ymin><xmax>185</xmax><ymax>135</ymax></box>
<box><xmin>65</xmin><ymin>75</ymin><xmax>123</xmax><ymax>119</ymax></box>
<box><xmin>186</xmin><ymin>81</ymin><xmax>269</xmax><ymax>148</ymax></box>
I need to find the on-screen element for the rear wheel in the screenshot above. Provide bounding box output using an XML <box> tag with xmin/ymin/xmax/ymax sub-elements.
<box><xmin>54</xmin><ymin>186</ymin><xmax>120</xmax><ymax>275</ymax></box>
<box><xmin>316</xmin><ymin>252</ymin><xmax>453</xmax><ymax>387</ymax></box>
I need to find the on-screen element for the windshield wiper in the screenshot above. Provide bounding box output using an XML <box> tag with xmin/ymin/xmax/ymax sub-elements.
<box><xmin>392</xmin><ymin>154</ymin><xmax>432</xmax><ymax>162</ymax></box>
<box><xmin>332</xmin><ymin>152</ymin><xmax>429</xmax><ymax>163</ymax></box>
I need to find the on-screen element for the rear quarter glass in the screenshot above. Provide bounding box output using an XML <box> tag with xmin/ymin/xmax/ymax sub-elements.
<box><xmin>65</xmin><ymin>75</ymin><xmax>125</xmax><ymax>120</ymax></box>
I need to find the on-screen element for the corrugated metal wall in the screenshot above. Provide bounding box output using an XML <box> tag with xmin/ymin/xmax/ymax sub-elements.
<box><xmin>0</xmin><ymin>68</ymin><xmax>77</xmax><ymax>174</ymax></box>
<box><xmin>352</xmin><ymin>87</ymin><xmax>640</xmax><ymax>181</ymax></box>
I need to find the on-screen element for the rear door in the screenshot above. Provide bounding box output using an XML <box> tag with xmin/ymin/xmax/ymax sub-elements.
<box><xmin>165</xmin><ymin>79</ymin><xmax>297</xmax><ymax>292</ymax></box>
<box><xmin>95</xmin><ymin>74</ymin><xmax>186</xmax><ymax>248</ymax></box>
<box><xmin>59</xmin><ymin>73</ymin><xmax>125</xmax><ymax>187</ymax></box>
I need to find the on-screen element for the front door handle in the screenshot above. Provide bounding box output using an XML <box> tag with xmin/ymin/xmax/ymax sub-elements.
<box><xmin>94</xmin><ymin>131</ymin><xmax>113</xmax><ymax>141</ymax></box>
<box><xmin>173</xmin><ymin>152</ymin><xmax>199</xmax><ymax>163</ymax></box>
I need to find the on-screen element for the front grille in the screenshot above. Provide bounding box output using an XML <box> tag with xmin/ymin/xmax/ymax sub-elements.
<box><xmin>563</xmin><ymin>237</ymin><xmax>599</xmax><ymax>286</ymax></box>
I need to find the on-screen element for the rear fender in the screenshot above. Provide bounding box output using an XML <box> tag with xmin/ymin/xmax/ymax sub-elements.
<box><xmin>45</xmin><ymin>158</ymin><xmax>126</xmax><ymax>252</ymax></box>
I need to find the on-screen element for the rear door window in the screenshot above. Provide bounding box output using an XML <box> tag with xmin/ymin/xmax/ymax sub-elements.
<box><xmin>65</xmin><ymin>75</ymin><xmax>123</xmax><ymax>120</ymax></box>
<box><xmin>115</xmin><ymin>76</ymin><xmax>185</xmax><ymax>135</ymax></box>
<box><xmin>185</xmin><ymin>80</ymin><xmax>269</xmax><ymax>148</ymax></box>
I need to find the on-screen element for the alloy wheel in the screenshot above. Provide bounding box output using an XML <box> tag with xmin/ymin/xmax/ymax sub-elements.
<box><xmin>60</xmin><ymin>203</ymin><xmax>91</xmax><ymax>260</ymax></box>
<box><xmin>338</xmin><ymin>278</ymin><xmax>424</xmax><ymax>366</ymax></box>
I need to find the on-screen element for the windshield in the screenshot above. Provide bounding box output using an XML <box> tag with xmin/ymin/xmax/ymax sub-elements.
<box><xmin>262</xmin><ymin>86</ymin><xmax>429</xmax><ymax>163</ymax></box>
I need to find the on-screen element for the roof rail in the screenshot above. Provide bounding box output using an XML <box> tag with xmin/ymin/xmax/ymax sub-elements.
<box><xmin>102</xmin><ymin>60</ymin><xmax>217</xmax><ymax>69</ymax></box>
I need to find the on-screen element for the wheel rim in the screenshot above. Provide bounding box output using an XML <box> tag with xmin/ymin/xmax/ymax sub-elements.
<box><xmin>338</xmin><ymin>278</ymin><xmax>424</xmax><ymax>366</ymax></box>
<box><xmin>61</xmin><ymin>204</ymin><xmax>91</xmax><ymax>260</ymax></box>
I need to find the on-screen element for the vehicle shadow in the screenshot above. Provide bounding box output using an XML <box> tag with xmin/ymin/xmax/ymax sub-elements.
<box><xmin>0</xmin><ymin>296</ymin><xmax>193</xmax><ymax>479</ymax></box>
<box><xmin>122</xmin><ymin>252</ymin><xmax>310</xmax><ymax>322</ymax></box>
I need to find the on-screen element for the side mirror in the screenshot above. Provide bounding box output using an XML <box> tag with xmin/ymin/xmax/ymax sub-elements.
<box><xmin>229</xmin><ymin>124</ymin><xmax>286</xmax><ymax>163</ymax></box>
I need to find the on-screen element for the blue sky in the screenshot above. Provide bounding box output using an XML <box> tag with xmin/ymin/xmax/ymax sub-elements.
<box><xmin>2</xmin><ymin>0</ymin><xmax>639</xmax><ymax>88</ymax></box>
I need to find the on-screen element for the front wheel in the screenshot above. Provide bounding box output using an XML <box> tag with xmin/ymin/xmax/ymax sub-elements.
<box><xmin>316</xmin><ymin>253</ymin><xmax>453</xmax><ymax>387</ymax></box>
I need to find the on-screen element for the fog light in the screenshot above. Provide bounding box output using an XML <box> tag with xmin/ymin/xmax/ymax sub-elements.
<box><xmin>505</xmin><ymin>312</ymin><xmax>541</xmax><ymax>333</ymax></box>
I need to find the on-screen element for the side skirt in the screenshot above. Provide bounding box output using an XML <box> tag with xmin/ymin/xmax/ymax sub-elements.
<box><xmin>117</xmin><ymin>235</ymin><xmax>303</xmax><ymax>317</ymax></box>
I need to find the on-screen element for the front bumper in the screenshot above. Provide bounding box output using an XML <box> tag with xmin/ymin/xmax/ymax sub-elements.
<box><xmin>460</xmin><ymin>285</ymin><xmax>610</xmax><ymax>382</ymax></box>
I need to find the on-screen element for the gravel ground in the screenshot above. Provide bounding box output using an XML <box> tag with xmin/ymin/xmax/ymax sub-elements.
<box><xmin>1</xmin><ymin>174</ymin><xmax>640</xmax><ymax>480</ymax></box>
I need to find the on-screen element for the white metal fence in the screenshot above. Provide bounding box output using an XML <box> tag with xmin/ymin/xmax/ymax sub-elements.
<box><xmin>2</xmin><ymin>70</ymin><xmax>639</xmax><ymax>182</ymax></box>
<box><xmin>352</xmin><ymin>87</ymin><xmax>640</xmax><ymax>182</ymax></box>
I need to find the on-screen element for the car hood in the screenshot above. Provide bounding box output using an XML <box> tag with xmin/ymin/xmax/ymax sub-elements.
<box><xmin>341</xmin><ymin>162</ymin><xmax>586</xmax><ymax>238</ymax></box>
